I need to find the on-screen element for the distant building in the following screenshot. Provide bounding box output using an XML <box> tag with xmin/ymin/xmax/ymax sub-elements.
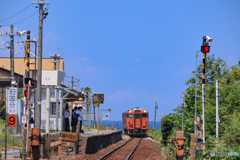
<box><xmin>0</xmin><ymin>57</ymin><xmax>64</xmax><ymax>77</ymax></box>
<box><xmin>0</xmin><ymin>56</ymin><xmax>85</xmax><ymax>133</ymax></box>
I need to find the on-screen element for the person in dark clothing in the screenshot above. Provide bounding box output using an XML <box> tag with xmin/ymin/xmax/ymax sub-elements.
<box><xmin>64</xmin><ymin>106</ymin><xmax>70</xmax><ymax>132</ymax></box>
<box><xmin>71</xmin><ymin>106</ymin><xmax>78</xmax><ymax>132</ymax></box>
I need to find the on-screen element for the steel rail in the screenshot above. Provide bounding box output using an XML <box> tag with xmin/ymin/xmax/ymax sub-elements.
<box><xmin>98</xmin><ymin>138</ymin><xmax>133</xmax><ymax>160</ymax></box>
<box><xmin>125</xmin><ymin>138</ymin><xmax>142</xmax><ymax>160</ymax></box>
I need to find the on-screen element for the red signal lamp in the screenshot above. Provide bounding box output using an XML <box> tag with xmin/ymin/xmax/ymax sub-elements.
<box><xmin>24</xmin><ymin>90</ymin><xmax>28</xmax><ymax>97</ymax></box>
<box><xmin>201</xmin><ymin>45</ymin><xmax>210</xmax><ymax>53</ymax></box>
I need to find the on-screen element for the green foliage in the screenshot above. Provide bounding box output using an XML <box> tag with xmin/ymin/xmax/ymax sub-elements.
<box><xmin>161</xmin><ymin>115</ymin><xmax>174</xmax><ymax>146</ymax></box>
<box><xmin>0</xmin><ymin>132</ymin><xmax>22</xmax><ymax>147</ymax></box>
<box><xmin>163</xmin><ymin>55</ymin><xmax>240</xmax><ymax>159</ymax></box>
<box><xmin>0</xmin><ymin>106</ymin><xmax>6</xmax><ymax>120</ymax></box>
<box><xmin>148</xmin><ymin>127</ymin><xmax>162</xmax><ymax>142</ymax></box>
<box><xmin>223</xmin><ymin>112</ymin><xmax>240</xmax><ymax>148</ymax></box>
<box><xmin>83</xmin><ymin>87</ymin><xmax>91</xmax><ymax>93</ymax></box>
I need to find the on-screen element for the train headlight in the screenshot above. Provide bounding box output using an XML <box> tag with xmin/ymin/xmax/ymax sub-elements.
<box><xmin>129</xmin><ymin>111</ymin><xmax>131</xmax><ymax>113</ymax></box>
<box><xmin>144</xmin><ymin>110</ymin><xmax>146</xmax><ymax>112</ymax></box>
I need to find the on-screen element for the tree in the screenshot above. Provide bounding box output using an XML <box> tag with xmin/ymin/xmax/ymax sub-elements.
<box><xmin>83</xmin><ymin>87</ymin><xmax>96</xmax><ymax>126</ymax></box>
<box><xmin>170</xmin><ymin>55</ymin><xmax>240</xmax><ymax>148</ymax></box>
<box><xmin>161</xmin><ymin>115</ymin><xmax>174</xmax><ymax>146</ymax></box>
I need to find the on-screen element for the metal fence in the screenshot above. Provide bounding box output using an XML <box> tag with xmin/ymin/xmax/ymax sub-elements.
<box><xmin>101</xmin><ymin>122</ymin><xmax>119</xmax><ymax>130</ymax></box>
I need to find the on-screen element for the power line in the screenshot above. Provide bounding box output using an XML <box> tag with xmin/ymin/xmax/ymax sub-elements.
<box><xmin>0</xmin><ymin>4</ymin><xmax>32</xmax><ymax>22</ymax></box>
<box><xmin>1</xmin><ymin>11</ymin><xmax>38</xmax><ymax>26</ymax></box>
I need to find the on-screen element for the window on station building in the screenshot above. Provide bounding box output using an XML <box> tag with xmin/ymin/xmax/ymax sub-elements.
<box><xmin>50</xmin><ymin>102</ymin><xmax>60</xmax><ymax>116</ymax></box>
<box><xmin>50</xmin><ymin>88</ymin><xmax>55</xmax><ymax>99</ymax></box>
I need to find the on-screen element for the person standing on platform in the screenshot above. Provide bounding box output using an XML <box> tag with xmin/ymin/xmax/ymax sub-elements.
<box><xmin>77</xmin><ymin>107</ymin><xmax>84</xmax><ymax>134</ymax></box>
<box><xmin>72</xmin><ymin>106</ymin><xmax>78</xmax><ymax>132</ymax></box>
<box><xmin>64</xmin><ymin>106</ymin><xmax>70</xmax><ymax>132</ymax></box>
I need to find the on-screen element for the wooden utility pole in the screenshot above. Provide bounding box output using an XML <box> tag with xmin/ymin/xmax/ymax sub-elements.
<box><xmin>153</xmin><ymin>102</ymin><xmax>157</xmax><ymax>131</ymax></box>
<box><xmin>190</xmin><ymin>134</ymin><xmax>198</xmax><ymax>160</ymax></box>
<box><xmin>71</xmin><ymin>76</ymin><xmax>74</xmax><ymax>116</ymax></box>
<box><xmin>32</xmin><ymin>0</ymin><xmax>49</xmax><ymax>159</ymax></box>
<box><xmin>10</xmin><ymin>25</ymin><xmax>14</xmax><ymax>85</ymax></box>
<box><xmin>97</xmin><ymin>102</ymin><xmax>99</xmax><ymax>133</ymax></box>
<box><xmin>36</xmin><ymin>0</ymin><xmax>43</xmax><ymax>133</ymax></box>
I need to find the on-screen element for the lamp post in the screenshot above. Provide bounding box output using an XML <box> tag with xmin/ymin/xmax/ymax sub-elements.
<box><xmin>195</xmin><ymin>50</ymin><xmax>201</xmax><ymax>133</ymax></box>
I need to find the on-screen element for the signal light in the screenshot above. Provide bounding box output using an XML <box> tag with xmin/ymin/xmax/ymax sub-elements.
<box><xmin>201</xmin><ymin>45</ymin><xmax>210</xmax><ymax>53</ymax></box>
<box><xmin>24</xmin><ymin>90</ymin><xmax>28</xmax><ymax>97</ymax></box>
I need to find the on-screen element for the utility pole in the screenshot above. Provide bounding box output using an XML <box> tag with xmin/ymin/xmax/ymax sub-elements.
<box><xmin>153</xmin><ymin>102</ymin><xmax>158</xmax><ymax>131</ymax></box>
<box><xmin>32</xmin><ymin>0</ymin><xmax>49</xmax><ymax>140</ymax></box>
<box><xmin>182</xmin><ymin>91</ymin><xmax>185</xmax><ymax>131</ymax></box>
<box><xmin>0</xmin><ymin>24</ymin><xmax>20</xmax><ymax>85</ymax></box>
<box><xmin>159</xmin><ymin>112</ymin><xmax>163</xmax><ymax>129</ymax></box>
<box><xmin>71</xmin><ymin>76</ymin><xmax>74</xmax><ymax>112</ymax></box>
<box><xmin>55</xmin><ymin>55</ymin><xmax>60</xmax><ymax>132</ymax></box>
<box><xmin>10</xmin><ymin>25</ymin><xmax>14</xmax><ymax>86</ymax></box>
<box><xmin>216</xmin><ymin>78</ymin><xmax>220</xmax><ymax>138</ymax></box>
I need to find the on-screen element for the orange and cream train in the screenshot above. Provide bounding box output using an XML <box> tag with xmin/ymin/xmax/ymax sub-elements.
<box><xmin>122</xmin><ymin>107</ymin><xmax>149</xmax><ymax>136</ymax></box>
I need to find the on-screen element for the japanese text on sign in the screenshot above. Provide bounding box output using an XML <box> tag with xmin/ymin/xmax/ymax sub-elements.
<box><xmin>8</xmin><ymin>87</ymin><xmax>17</xmax><ymax>115</ymax></box>
<box><xmin>60</xmin><ymin>131</ymin><xmax>78</xmax><ymax>142</ymax></box>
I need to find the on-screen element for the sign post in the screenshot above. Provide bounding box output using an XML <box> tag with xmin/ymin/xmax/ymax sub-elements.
<box><xmin>8</xmin><ymin>87</ymin><xmax>18</xmax><ymax>115</ymax></box>
<box><xmin>8</xmin><ymin>115</ymin><xmax>17</xmax><ymax>127</ymax></box>
<box><xmin>194</xmin><ymin>117</ymin><xmax>200</xmax><ymax>125</ymax></box>
<box><xmin>92</xmin><ymin>93</ymin><xmax>104</xmax><ymax>133</ymax></box>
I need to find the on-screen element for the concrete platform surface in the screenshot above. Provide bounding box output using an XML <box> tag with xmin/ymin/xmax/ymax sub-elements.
<box><xmin>81</xmin><ymin>129</ymin><xmax>121</xmax><ymax>136</ymax></box>
<box><xmin>1</xmin><ymin>150</ymin><xmax>20</xmax><ymax>156</ymax></box>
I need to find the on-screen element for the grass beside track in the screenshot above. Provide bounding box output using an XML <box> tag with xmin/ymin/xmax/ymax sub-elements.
<box><xmin>148</xmin><ymin>127</ymin><xmax>162</xmax><ymax>142</ymax></box>
<box><xmin>0</xmin><ymin>119</ymin><xmax>22</xmax><ymax>149</ymax></box>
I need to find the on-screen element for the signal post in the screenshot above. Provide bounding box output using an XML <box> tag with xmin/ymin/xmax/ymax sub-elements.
<box><xmin>200</xmin><ymin>35</ymin><xmax>212</xmax><ymax>157</ymax></box>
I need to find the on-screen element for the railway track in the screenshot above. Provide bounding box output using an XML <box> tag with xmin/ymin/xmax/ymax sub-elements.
<box><xmin>98</xmin><ymin>137</ymin><xmax>142</xmax><ymax>160</ymax></box>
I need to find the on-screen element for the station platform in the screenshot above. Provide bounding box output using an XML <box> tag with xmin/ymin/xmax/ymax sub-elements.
<box><xmin>77</xmin><ymin>129</ymin><xmax>122</xmax><ymax>154</ymax></box>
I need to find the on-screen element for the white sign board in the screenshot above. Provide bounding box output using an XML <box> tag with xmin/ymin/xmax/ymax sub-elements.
<box><xmin>8</xmin><ymin>87</ymin><xmax>17</xmax><ymax>115</ymax></box>
<box><xmin>22</xmin><ymin>116</ymin><xmax>27</xmax><ymax>124</ymax></box>
<box><xmin>197</xmin><ymin>140</ymin><xmax>202</xmax><ymax>151</ymax></box>
<box><xmin>194</xmin><ymin>117</ymin><xmax>200</xmax><ymax>124</ymax></box>
<box><xmin>195</xmin><ymin>130</ymin><xmax>202</xmax><ymax>139</ymax></box>
<box><xmin>104</xmin><ymin>113</ymin><xmax>109</xmax><ymax>120</ymax></box>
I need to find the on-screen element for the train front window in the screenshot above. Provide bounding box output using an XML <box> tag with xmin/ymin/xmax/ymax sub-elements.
<box><xmin>141</xmin><ymin>113</ymin><xmax>148</xmax><ymax>118</ymax></box>
<box><xmin>135</xmin><ymin>114</ymin><xmax>140</xmax><ymax>119</ymax></box>
<box><xmin>127</xmin><ymin>114</ymin><xmax>134</xmax><ymax>118</ymax></box>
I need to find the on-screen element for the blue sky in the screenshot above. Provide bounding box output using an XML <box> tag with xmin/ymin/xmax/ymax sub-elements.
<box><xmin>1</xmin><ymin>0</ymin><xmax>240</xmax><ymax>121</ymax></box>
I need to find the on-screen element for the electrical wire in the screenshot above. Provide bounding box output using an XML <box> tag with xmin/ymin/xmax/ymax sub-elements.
<box><xmin>0</xmin><ymin>4</ymin><xmax>32</xmax><ymax>22</ymax></box>
<box><xmin>1</xmin><ymin>11</ymin><xmax>38</xmax><ymax>26</ymax></box>
<box><xmin>0</xmin><ymin>28</ymin><xmax>9</xmax><ymax>42</ymax></box>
